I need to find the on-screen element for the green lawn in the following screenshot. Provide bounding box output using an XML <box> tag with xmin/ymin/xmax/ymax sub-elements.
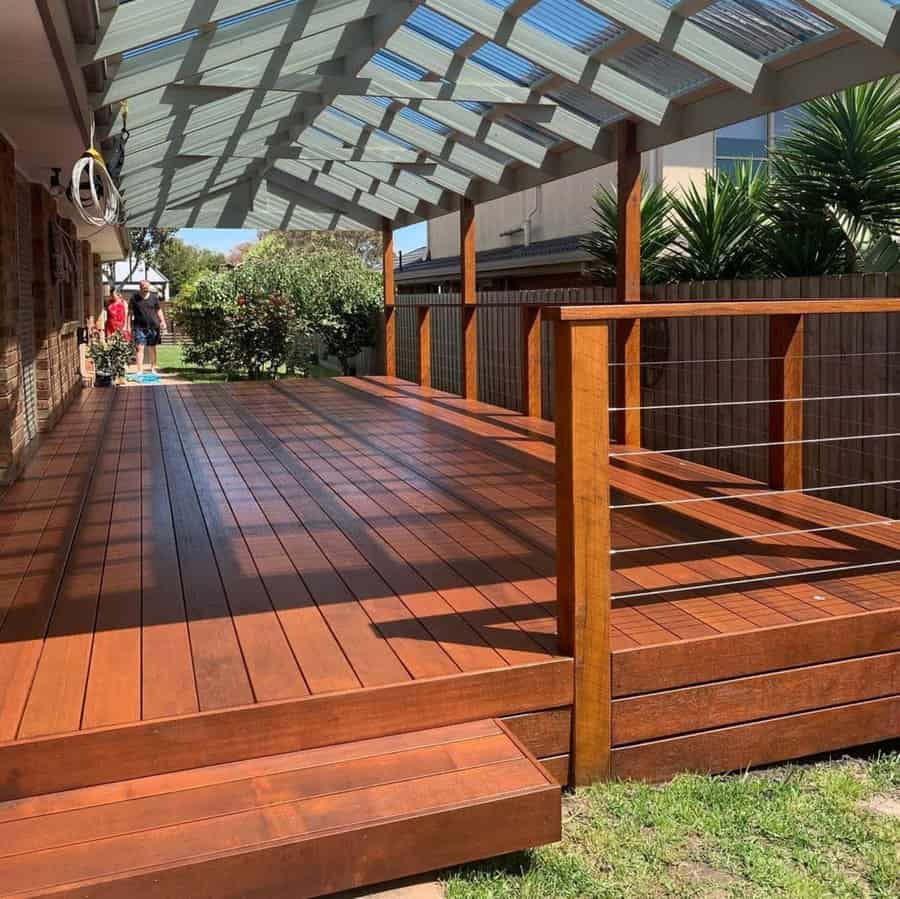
<box><xmin>444</xmin><ymin>752</ymin><xmax>900</xmax><ymax>899</ymax></box>
<box><xmin>154</xmin><ymin>345</ymin><xmax>338</xmax><ymax>382</ymax></box>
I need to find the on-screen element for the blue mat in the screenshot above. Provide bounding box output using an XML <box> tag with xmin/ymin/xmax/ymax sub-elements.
<box><xmin>126</xmin><ymin>373</ymin><xmax>162</xmax><ymax>384</ymax></box>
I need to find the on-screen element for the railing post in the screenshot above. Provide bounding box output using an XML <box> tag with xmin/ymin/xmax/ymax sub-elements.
<box><xmin>769</xmin><ymin>313</ymin><xmax>804</xmax><ymax>490</ymax></box>
<box><xmin>460</xmin><ymin>197</ymin><xmax>478</xmax><ymax>399</ymax></box>
<box><xmin>382</xmin><ymin>221</ymin><xmax>396</xmax><ymax>378</ymax></box>
<box><xmin>615</xmin><ymin>120</ymin><xmax>642</xmax><ymax>447</ymax></box>
<box><xmin>521</xmin><ymin>305</ymin><xmax>542</xmax><ymax>418</ymax></box>
<box><xmin>555</xmin><ymin>318</ymin><xmax>612</xmax><ymax>786</ymax></box>
<box><xmin>418</xmin><ymin>305</ymin><xmax>432</xmax><ymax>388</ymax></box>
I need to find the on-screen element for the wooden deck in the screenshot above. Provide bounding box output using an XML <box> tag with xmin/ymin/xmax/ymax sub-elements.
<box><xmin>0</xmin><ymin>377</ymin><xmax>897</xmax><ymax>796</ymax></box>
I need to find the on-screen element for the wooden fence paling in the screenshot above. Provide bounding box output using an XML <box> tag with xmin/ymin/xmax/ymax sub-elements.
<box><xmin>554</xmin><ymin>319</ymin><xmax>612</xmax><ymax>786</ymax></box>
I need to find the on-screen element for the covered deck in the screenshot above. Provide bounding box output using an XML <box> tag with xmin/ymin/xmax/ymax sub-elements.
<box><xmin>1</xmin><ymin>376</ymin><xmax>897</xmax><ymax>801</ymax></box>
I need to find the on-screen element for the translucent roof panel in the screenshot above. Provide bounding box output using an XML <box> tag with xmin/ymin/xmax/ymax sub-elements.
<box><xmin>689</xmin><ymin>1</ymin><xmax>837</xmax><ymax>61</ymax></box>
<box><xmin>483</xmin><ymin>0</ymin><xmax>625</xmax><ymax>53</ymax></box>
<box><xmin>609</xmin><ymin>44</ymin><xmax>713</xmax><ymax>98</ymax></box>
<box><xmin>371</xmin><ymin>50</ymin><xmax>429</xmax><ymax>82</ymax></box>
<box><xmin>403</xmin><ymin>6</ymin><xmax>473</xmax><ymax>52</ymax></box>
<box><xmin>469</xmin><ymin>42</ymin><xmax>548</xmax><ymax>86</ymax></box>
<box><xmin>547</xmin><ymin>85</ymin><xmax>626</xmax><ymax>127</ymax></box>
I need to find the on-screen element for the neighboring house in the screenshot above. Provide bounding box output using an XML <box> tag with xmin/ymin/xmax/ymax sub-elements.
<box><xmin>103</xmin><ymin>256</ymin><xmax>170</xmax><ymax>301</ymax></box>
<box><xmin>397</xmin><ymin>113</ymin><xmax>795</xmax><ymax>292</ymax></box>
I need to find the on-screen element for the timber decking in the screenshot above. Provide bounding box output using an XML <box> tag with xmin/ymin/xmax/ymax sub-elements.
<box><xmin>0</xmin><ymin>377</ymin><xmax>896</xmax><ymax>788</ymax></box>
<box><xmin>0</xmin><ymin>719</ymin><xmax>560</xmax><ymax>899</ymax></box>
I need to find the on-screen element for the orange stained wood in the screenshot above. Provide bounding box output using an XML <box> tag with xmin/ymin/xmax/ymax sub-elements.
<box><xmin>769</xmin><ymin>313</ymin><xmax>804</xmax><ymax>490</ymax></box>
<box><xmin>417</xmin><ymin>304</ymin><xmax>432</xmax><ymax>388</ymax></box>
<box><xmin>382</xmin><ymin>221</ymin><xmax>396</xmax><ymax>378</ymax></box>
<box><xmin>554</xmin><ymin>321</ymin><xmax>612</xmax><ymax>784</ymax></box>
<box><xmin>546</xmin><ymin>298</ymin><xmax>900</xmax><ymax>320</ymax></box>
<box><xmin>0</xmin><ymin>377</ymin><xmax>897</xmax><ymax>764</ymax></box>
<box><xmin>615</xmin><ymin>120</ymin><xmax>642</xmax><ymax>447</ymax></box>
<box><xmin>521</xmin><ymin>305</ymin><xmax>542</xmax><ymax>418</ymax></box>
<box><xmin>0</xmin><ymin>720</ymin><xmax>560</xmax><ymax>899</ymax></box>
<box><xmin>461</xmin><ymin>198</ymin><xmax>478</xmax><ymax>400</ymax></box>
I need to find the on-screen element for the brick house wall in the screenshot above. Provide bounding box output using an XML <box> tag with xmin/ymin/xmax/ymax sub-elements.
<box><xmin>0</xmin><ymin>132</ymin><xmax>95</xmax><ymax>484</ymax></box>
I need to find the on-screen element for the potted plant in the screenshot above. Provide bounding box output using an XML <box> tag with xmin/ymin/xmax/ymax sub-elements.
<box><xmin>88</xmin><ymin>332</ymin><xmax>135</xmax><ymax>387</ymax></box>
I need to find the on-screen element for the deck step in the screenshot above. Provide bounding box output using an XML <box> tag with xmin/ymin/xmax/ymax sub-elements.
<box><xmin>0</xmin><ymin>720</ymin><xmax>561</xmax><ymax>899</ymax></box>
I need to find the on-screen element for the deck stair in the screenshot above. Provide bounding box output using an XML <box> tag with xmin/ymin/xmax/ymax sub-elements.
<box><xmin>0</xmin><ymin>720</ymin><xmax>560</xmax><ymax>899</ymax></box>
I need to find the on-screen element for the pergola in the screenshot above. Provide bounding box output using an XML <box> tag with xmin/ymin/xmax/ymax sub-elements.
<box><xmin>87</xmin><ymin>0</ymin><xmax>900</xmax><ymax>235</ymax></box>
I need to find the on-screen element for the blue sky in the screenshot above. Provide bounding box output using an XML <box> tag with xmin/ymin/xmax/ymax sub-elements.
<box><xmin>177</xmin><ymin>221</ymin><xmax>427</xmax><ymax>256</ymax></box>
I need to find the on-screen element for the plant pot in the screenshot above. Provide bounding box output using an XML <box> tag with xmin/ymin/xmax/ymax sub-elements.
<box><xmin>95</xmin><ymin>372</ymin><xmax>113</xmax><ymax>388</ymax></box>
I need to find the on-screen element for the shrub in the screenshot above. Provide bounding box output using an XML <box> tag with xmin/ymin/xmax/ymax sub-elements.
<box><xmin>88</xmin><ymin>331</ymin><xmax>135</xmax><ymax>381</ymax></box>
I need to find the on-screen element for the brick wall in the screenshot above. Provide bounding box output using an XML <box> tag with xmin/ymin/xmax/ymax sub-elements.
<box><xmin>0</xmin><ymin>134</ymin><xmax>92</xmax><ymax>484</ymax></box>
<box><xmin>0</xmin><ymin>134</ymin><xmax>21</xmax><ymax>482</ymax></box>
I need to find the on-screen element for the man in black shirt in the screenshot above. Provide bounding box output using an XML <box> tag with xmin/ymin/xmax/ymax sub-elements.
<box><xmin>128</xmin><ymin>280</ymin><xmax>168</xmax><ymax>375</ymax></box>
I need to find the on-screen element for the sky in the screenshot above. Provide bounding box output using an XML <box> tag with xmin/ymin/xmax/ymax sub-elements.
<box><xmin>177</xmin><ymin>221</ymin><xmax>428</xmax><ymax>256</ymax></box>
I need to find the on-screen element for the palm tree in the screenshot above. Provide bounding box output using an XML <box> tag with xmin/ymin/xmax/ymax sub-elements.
<box><xmin>581</xmin><ymin>176</ymin><xmax>676</xmax><ymax>286</ymax></box>
<box><xmin>668</xmin><ymin>163</ymin><xmax>768</xmax><ymax>281</ymax></box>
<box><xmin>769</xmin><ymin>77</ymin><xmax>900</xmax><ymax>271</ymax></box>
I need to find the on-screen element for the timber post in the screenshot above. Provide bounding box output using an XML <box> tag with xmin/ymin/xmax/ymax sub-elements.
<box><xmin>769</xmin><ymin>313</ymin><xmax>804</xmax><ymax>489</ymax></box>
<box><xmin>460</xmin><ymin>197</ymin><xmax>478</xmax><ymax>400</ymax></box>
<box><xmin>382</xmin><ymin>221</ymin><xmax>396</xmax><ymax>378</ymax></box>
<box><xmin>615</xmin><ymin>120</ymin><xmax>642</xmax><ymax>447</ymax></box>
<box><xmin>555</xmin><ymin>318</ymin><xmax>612</xmax><ymax>785</ymax></box>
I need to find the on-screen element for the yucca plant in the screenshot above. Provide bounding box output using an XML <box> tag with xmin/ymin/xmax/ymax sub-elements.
<box><xmin>581</xmin><ymin>175</ymin><xmax>676</xmax><ymax>286</ymax></box>
<box><xmin>668</xmin><ymin>162</ymin><xmax>768</xmax><ymax>281</ymax></box>
<box><xmin>769</xmin><ymin>77</ymin><xmax>900</xmax><ymax>271</ymax></box>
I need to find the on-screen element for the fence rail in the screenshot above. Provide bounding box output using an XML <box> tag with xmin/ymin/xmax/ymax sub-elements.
<box><xmin>393</xmin><ymin>277</ymin><xmax>900</xmax><ymax>518</ymax></box>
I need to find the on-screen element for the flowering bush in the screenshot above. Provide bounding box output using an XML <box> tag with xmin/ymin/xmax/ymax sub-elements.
<box><xmin>170</xmin><ymin>247</ymin><xmax>379</xmax><ymax>378</ymax></box>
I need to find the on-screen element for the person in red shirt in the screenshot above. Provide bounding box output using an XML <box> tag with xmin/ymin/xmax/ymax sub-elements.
<box><xmin>104</xmin><ymin>291</ymin><xmax>129</xmax><ymax>340</ymax></box>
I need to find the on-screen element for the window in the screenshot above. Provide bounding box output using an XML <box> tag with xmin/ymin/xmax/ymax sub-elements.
<box><xmin>715</xmin><ymin>108</ymin><xmax>802</xmax><ymax>175</ymax></box>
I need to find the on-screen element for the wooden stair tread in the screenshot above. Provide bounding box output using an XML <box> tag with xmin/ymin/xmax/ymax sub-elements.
<box><xmin>0</xmin><ymin>720</ymin><xmax>560</xmax><ymax>898</ymax></box>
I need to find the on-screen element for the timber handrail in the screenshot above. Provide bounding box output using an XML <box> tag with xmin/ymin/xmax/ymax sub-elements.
<box><xmin>545</xmin><ymin>298</ymin><xmax>899</xmax><ymax>320</ymax></box>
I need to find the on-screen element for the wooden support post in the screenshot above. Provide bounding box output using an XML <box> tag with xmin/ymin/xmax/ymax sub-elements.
<box><xmin>418</xmin><ymin>305</ymin><xmax>431</xmax><ymax>388</ymax></box>
<box><xmin>382</xmin><ymin>222</ymin><xmax>396</xmax><ymax>378</ymax></box>
<box><xmin>521</xmin><ymin>305</ymin><xmax>542</xmax><ymax>418</ymax></box>
<box><xmin>615</xmin><ymin>120</ymin><xmax>642</xmax><ymax>447</ymax></box>
<box><xmin>555</xmin><ymin>319</ymin><xmax>612</xmax><ymax>785</ymax></box>
<box><xmin>460</xmin><ymin>197</ymin><xmax>478</xmax><ymax>400</ymax></box>
<box><xmin>769</xmin><ymin>313</ymin><xmax>804</xmax><ymax>490</ymax></box>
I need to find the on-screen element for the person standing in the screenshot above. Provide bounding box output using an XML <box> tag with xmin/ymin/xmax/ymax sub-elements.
<box><xmin>128</xmin><ymin>280</ymin><xmax>167</xmax><ymax>374</ymax></box>
<box><xmin>104</xmin><ymin>290</ymin><xmax>129</xmax><ymax>339</ymax></box>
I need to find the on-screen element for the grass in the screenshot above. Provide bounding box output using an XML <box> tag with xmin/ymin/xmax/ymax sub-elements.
<box><xmin>154</xmin><ymin>345</ymin><xmax>339</xmax><ymax>383</ymax></box>
<box><xmin>444</xmin><ymin>752</ymin><xmax>900</xmax><ymax>899</ymax></box>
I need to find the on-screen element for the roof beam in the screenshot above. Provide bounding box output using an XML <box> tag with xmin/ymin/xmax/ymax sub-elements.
<box><xmin>385</xmin><ymin>29</ymin><xmax>609</xmax><ymax>151</ymax></box>
<box><xmin>421</xmin><ymin>0</ymin><xmax>670</xmax><ymax>124</ymax></box>
<box><xmin>794</xmin><ymin>1</ymin><xmax>900</xmax><ymax>50</ymax></box>
<box><xmin>194</xmin><ymin>70</ymin><xmax>554</xmax><ymax>102</ymax></box>
<box><xmin>95</xmin><ymin>1</ymin><xmax>394</xmax><ymax>105</ymax></box>
<box><xmin>580</xmin><ymin>0</ymin><xmax>764</xmax><ymax>94</ymax></box>
<box><xmin>85</xmin><ymin>0</ymin><xmax>290</xmax><ymax>64</ymax></box>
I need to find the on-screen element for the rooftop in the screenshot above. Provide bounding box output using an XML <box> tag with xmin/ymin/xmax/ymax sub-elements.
<box><xmin>64</xmin><ymin>1</ymin><xmax>900</xmax><ymax>230</ymax></box>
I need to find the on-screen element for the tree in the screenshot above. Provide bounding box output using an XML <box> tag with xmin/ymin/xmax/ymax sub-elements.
<box><xmin>769</xmin><ymin>77</ymin><xmax>900</xmax><ymax>272</ymax></box>
<box><xmin>257</xmin><ymin>229</ymin><xmax>382</xmax><ymax>267</ymax></box>
<box><xmin>581</xmin><ymin>176</ymin><xmax>676</xmax><ymax>286</ymax></box>
<box><xmin>668</xmin><ymin>163</ymin><xmax>769</xmax><ymax>281</ymax></box>
<box><xmin>153</xmin><ymin>238</ymin><xmax>225</xmax><ymax>297</ymax></box>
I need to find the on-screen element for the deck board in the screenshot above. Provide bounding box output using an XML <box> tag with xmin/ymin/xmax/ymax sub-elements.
<box><xmin>0</xmin><ymin>377</ymin><xmax>897</xmax><ymax>748</ymax></box>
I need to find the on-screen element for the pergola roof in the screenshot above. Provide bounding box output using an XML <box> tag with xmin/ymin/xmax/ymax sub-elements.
<box><xmin>79</xmin><ymin>0</ymin><xmax>900</xmax><ymax>230</ymax></box>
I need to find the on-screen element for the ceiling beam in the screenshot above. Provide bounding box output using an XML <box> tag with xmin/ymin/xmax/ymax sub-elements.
<box><xmin>579</xmin><ymin>0</ymin><xmax>764</xmax><ymax>94</ymax></box>
<box><xmin>95</xmin><ymin>2</ymin><xmax>395</xmax><ymax>106</ymax></box>
<box><xmin>421</xmin><ymin>0</ymin><xmax>671</xmax><ymax>124</ymax></box>
<box><xmin>794</xmin><ymin>1</ymin><xmax>900</xmax><ymax>50</ymax></box>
